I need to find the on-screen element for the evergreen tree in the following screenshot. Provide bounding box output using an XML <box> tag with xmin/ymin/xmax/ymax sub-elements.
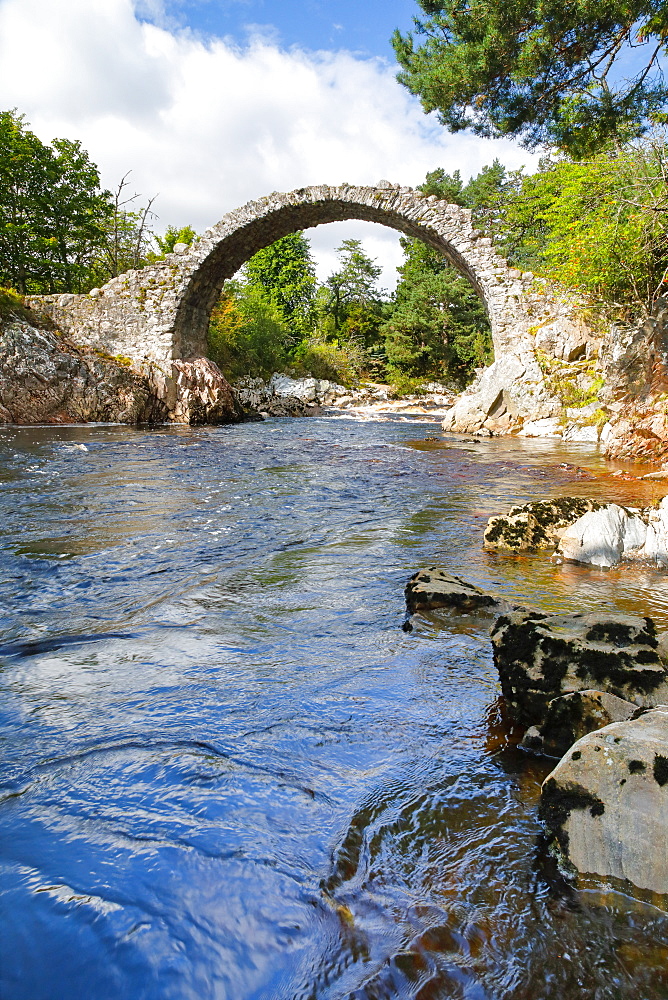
<box><xmin>393</xmin><ymin>1</ymin><xmax>668</xmax><ymax>154</ymax></box>
<box><xmin>324</xmin><ymin>238</ymin><xmax>384</xmax><ymax>337</ymax></box>
<box><xmin>382</xmin><ymin>237</ymin><xmax>491</xmax><ymax>384</ymax></box>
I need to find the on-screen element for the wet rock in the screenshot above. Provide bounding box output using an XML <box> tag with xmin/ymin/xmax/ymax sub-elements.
<box><xmin>556</xmin><ymin>499</ymin><xmax>668</xmax><ymax>568</ymax></box>
<box><xmin>405</xmin><ymin>568</ymin><xmax>509</xmax><ymax>613</ymax></box>
<box><xmin>441</xmin><ymin>354</ymin><xmax>560</xmax><ymax>436</ymax></box>
<box><xmin>517</xmin><ymin>417</ymin><xmax>562</xmax><ymax>438</ymax></box>
<box><xmin>561</xmin><ymin>423</ymin><xmax>600</xmax><ymax>443</ymax></box>
<box><xmin>539</xmin><ymin>707</ymin><xmax>668</xmax><ymax>893</ymax></box>
<box><xmin>233</xmin><ymin>374</ymin><xmax>339</xmax><ymax>417</ymax></box>
<box><xmin>521</xmin><ymin>689</ymin><xmax>637</xmax><ymax>757</ymax></box>
<box><xmin>483</xmin><ymin>497</ymin><xmax>602</xmax><ymax>552</ymax></box>
<box><xmin>491</xmin><ymin>608</ymin><xmax>668</xmax><ymax>727</ymax></box>
<box><xmin>157</xmin><ymin>358</ymin><xmax>243</xmax><ymax>425</ymax></box>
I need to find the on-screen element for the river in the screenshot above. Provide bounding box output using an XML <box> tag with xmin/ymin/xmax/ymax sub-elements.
<box><xmin>1</xmin><ymin>414</ymin><xmax>668</xmax><ymax>1000</ymax></box>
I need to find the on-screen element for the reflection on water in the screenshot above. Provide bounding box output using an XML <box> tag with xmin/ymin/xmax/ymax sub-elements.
<box><xmin>1</xmin><ymin>417</ymin><xmax>668</xmax><ymax>999</ymax></box>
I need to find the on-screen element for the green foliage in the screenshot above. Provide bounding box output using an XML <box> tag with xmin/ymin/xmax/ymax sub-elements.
<box><xmin>500</xmin><ymin>138</ymin><xmax>668</xmax><ymax>315</ymax></box>
<box><xmin>0</xmin><ymin>110</ymin><xmax>111</xmax><ymax>293</ymax></box>
<box><xmin>535</xmin><ymin>350</ymin><xmax>605</xmax><ymax>407</ymax></box>
<box><xmin>91</xmin><ymin>172</ymin><xmax>159</xmax><ymax>284</ymax></box>
<box><xmin>0</xmin><ymin>111</ymin><xmax>193</xmax><ymax>293</ymax></box>
<box><xmin>323</xmin><ymin>239</ymin><xmax>384</xmax><ymax>336</ymax></box>
<box><xmin>207</xmin><ymin>282</ymin><xmax>292</xmax><ymax>380</ymax></box>
<box><xmin>420</xmin><ymin>159</ymin><xmax>519</xmax><ymax>242</ymax></box>
<box><xmin>381</xmin><ymin>235</ymin><xmax>492</xmax><ymax>385</ymax></box>
<box><xmin>393</xmin><ymin>0</ymin><xmax>668</xmax><ymax>154</ymax></box>
<box><xmin>291</xmin><ymin>340</ymin><xmax>368</xmax><ymax>384</ymax></box>
<box><xmin>0</xmin><ymin>285</ymin><xmax>32</xmax><ymax>323</ymax></box>
<box><xmin>153</xmin><ymin>225</ymin><xmax>197</xmax><ymax>257</ymax></box>
<box><xmin>242</xmin><ymin>232</ymin><xmax>316</xmax><ymax>341</ymax></box>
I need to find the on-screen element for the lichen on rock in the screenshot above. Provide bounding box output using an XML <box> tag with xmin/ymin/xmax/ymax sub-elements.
<box><xmin>521</xmin><ymin>689</ymin><xmax>637</xmax><ymax>758</ymax></box>
<box><xmin>483</xmin><ymin>497</ymin><xmax>602</xmax><ymax>552</ymax></box>
<box><xmin>491</xmin><ymin>608</ymin><xmax>668</xmax><ymax>727</ymax></box>
<box><xmin>538</xmin><ymin>707</ymin><xmax>668</xmax><ymax>894</ymax></box>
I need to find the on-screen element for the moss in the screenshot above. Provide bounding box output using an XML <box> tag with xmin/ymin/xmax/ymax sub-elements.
<box><xmin>576</xmin><ymin>646</ymin><xmax>665</xmax><ymax>694</ymax></box>
<box><xmin>0</xmin><ymin>286</ymin><xmax>35</xmax><ymax>325</ymax></box>
<box><xmin>628</xmin><ymin>759</ymin><xmax>646</xmax><ymax>774</ymax></box>
<box><xmin>653</xmin><ymin>755</ymin><xmax>668</xmax><ymax>786</ymax></box>
<box><xmin>484</xmin><ymin>498</ymin><xmax>602</xmax><ymax>552</ymax></box>
<box><xmin>635</xmin><ymin>649</ymin><xmax>661</xmax><ymax>665</ymax></box>
<box><xmin>586</xmin><ymin>622</ymin><xmax>637</xmax><ymax>646</ymax></box>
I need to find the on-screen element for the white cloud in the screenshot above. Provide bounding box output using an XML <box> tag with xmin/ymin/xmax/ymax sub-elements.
<box><xmin>0</xmin><ymin>0</ymin><xmax>536</xmax><ymax>288</ymax></box>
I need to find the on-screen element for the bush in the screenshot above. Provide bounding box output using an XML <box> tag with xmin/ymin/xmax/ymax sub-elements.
<box><xmin>290</xmin><ymin>340</ymin><xmax>368</xmax><ymax>385</ymax></box>
<box><xmin>207</xmin><ymin>284</ymin><xmax>291</xmax><ymax>380</ymax></box>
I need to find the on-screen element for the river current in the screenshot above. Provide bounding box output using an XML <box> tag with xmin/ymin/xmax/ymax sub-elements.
<box><xmin>1</xmin><ymin>414</ymin><xmax>668</xmax><ymax>1000</ymax></box>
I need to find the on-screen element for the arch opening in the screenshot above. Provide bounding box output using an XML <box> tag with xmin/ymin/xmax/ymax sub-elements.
<box><xmin>174</xmin><ymin>191</ymin><xmax>492</xmax><ymax>361</ymax></box>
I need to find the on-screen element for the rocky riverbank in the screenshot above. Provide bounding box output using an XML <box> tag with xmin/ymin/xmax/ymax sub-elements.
<box><xmin>405</xmin><ymin>568</ymin><xmax>668</xmax><ymax>898</ymax></box>
<box><xmin>439</xmin><ymin>294</ymin><xmax>668</xmax><ymax>468</ymax></box>
<box><xmin>233</xmin><ymin>374</ymin><xmax>456</xmax><ymax>420</ymax></box>
<box><xmin>0</xmin><ymin>306</ymin><xmax>456</xmax><ymax>426</ymax></box>
<box><xmin>0</xmin><ymin>311</ymin><xmax>244</xmax><ymax>426</ymax></box>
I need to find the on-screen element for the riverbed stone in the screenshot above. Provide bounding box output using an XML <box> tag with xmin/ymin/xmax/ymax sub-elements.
<box><xmin>491</xmin><ymin>608</ymin><xmax>668</xmax><ymax>726</ymax></box>
<box><xmin>556</xmin><ymin>498</ymin><xmax>668</xmax><ymax>568</ymax></box>
<box><xmin>538</xmin><ymin>707</ymin><xmax>668</xmax><ymax>893</ymax></box>
<box><xmin>405</xmin><ymin>568</ymin><xmax>506</xmax><ymax>613</ymax></box>
<box><xmin>483</xmin><ymin>497</ymin><xmax>602</xmax><ymax>552</ymax></box>
<box><xmin>520</xmin><ymin>689</ymin><xmax>637</xmax><ymax>757</ymax></box>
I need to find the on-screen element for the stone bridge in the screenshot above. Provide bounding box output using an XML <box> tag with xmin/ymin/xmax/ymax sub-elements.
<box><xmin>28</xmin><ymin>182</ymin><xmax>598</xmax><ymax>432</ymax></box>
<box><xmin>30</xmin><ymin>182</ymin><xmax>565</xmax><ymax>363</ymax></box>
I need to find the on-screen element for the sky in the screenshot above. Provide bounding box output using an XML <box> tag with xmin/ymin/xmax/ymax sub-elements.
<box><xmin>0</xmin><ymin>0</ymin><xmax>536</xmax><ymax>289</ymax></box>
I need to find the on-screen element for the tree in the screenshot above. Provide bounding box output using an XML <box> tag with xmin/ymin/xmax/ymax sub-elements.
<box><xmin>419</xmin><ymin>159</ymin><xmax>515</xmax><ymax>236</ymax></box>
<box><xmin>153</xmin><ymin>224</ymin><xmax>197</xmax><ymax>257</ymax></box>
<box><xmin>0</xmin><ymin>110</ymin><xmax>110</xmax><ymax>293</ymax></box>
<box><xmin>207</xmin><ymin>280</ymin><xmax>292</xmax><ymax>379</ymax></box>
<box><xmin>324</xmin><ymin>239</ymin><xmax>383</xmax><ymax>336</ymax></box>
<box><xmin>392</xmin><ymin>1</ymin><xmax>668</xmax><ymax>155</ymax></box>
<box><xmin>93</xmin><ymin>172</ymin><xmax>159</xmax><ymax>283</ymax></box>
<box><xmin>382</xmin><ymin>236</ymin><xmax>492</xmax><ymax>383</ymax></box>
<box><xmin>242</xmin><ymin>231</ymin><xmax>316</xmax><ymax>341</ymax></box>
<box><xmin>500</xmin><ymin>137</ymin><xmax>668</xmax><ymax>315</ymax></box>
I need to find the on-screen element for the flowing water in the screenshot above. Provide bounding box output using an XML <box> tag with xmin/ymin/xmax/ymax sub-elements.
<box><xmin>1</xmin><ymin>414</ymin><xmax>668</xmax><ymax>1000</ymax></box>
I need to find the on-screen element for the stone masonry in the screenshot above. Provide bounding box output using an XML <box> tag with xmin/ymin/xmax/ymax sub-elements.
<box><xmin>26</xmin><ymin>183</ymin><xmax>573</xmax><ymax>368</ymax></box>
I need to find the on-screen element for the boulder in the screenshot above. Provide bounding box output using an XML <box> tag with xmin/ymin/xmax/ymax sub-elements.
<box><xmin>405</xmin><ymin>568</ymin><xmax>509</xmax><ymax>614</ymax></box>
<box><xmin>483</xmin><ymin>497</ymin><xmax>602</xmax><ymax>552</ymax></box>
<box><xmin>491</xmin><ymin>608</ymin><xmax>668</xmax><ymax>727</ymax></box>
<box><xmin>539</xmin><ymin>707</ymin><xmax>668</xmax><ymax>893</ymax></box>
<box><xmin>157</xmin><ymin>358</ymin><xmax>243</xmax><ymax>425</ymax></box>
<box><xmin>517</xmin><ymin>417</ymin><xmax>562</xmax><ymax>437</ymax></box>
<box><xmin>561</xmin><ymin>423</ymin><xmax>600</xmax><ymax>442</ymax></box>
<box><xmin>520</xmin><ymin>689</ymin><xmax>637</xmax><ymax>758</ymax></box>
<box><xmin>0</xmin><ymin>313</ymin><xmax>243</xmax><ymax>426</ymax></box>
<box><xmin>441</xmin><ymin>353</ymin><xmax>561</xmax><ymax>435</ymax></box>
<box><xmin>556</xmin><ymin>498</ymin><xmax>668</xmax><ymax>568</ymax></box>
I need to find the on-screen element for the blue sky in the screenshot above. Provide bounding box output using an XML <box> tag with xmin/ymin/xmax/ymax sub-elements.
<box><xmin>146</xmin><ymin>0</ymin><xmax>419</xmax><ymax>58</ymax></box>
<box><xmin>0</xmin><ymin>0</ymin><xmax>535</xmax><ymax>287</ymax></box>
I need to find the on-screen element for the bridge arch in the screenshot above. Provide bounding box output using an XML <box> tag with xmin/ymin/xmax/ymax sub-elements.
<box><xmin>30</xmin><ymin>183</ymin><xmax>539</xmax><ymax>365</ymax></box>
